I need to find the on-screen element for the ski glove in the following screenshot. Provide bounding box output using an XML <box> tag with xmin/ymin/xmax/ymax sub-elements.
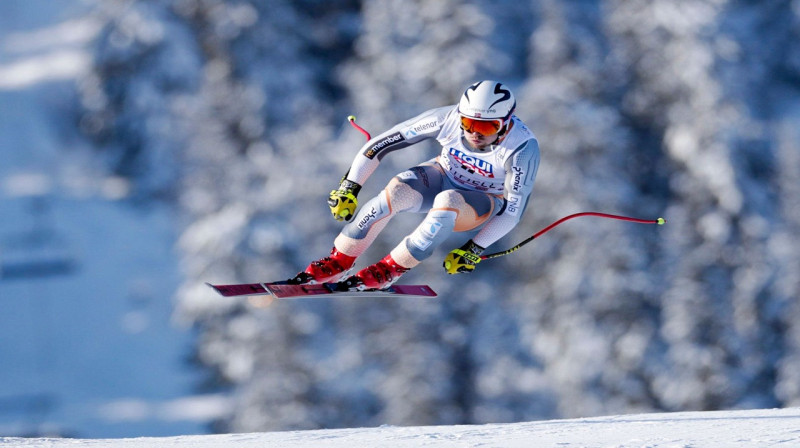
<box><xmin>328</xmin><ymin>179</ymin><xmax>362</xmax><ymax>222</ymax></box>
<box><xmin>443</xmin><ymin>240</ymin><xmax>485</xmax><ymax>274</ymax></box>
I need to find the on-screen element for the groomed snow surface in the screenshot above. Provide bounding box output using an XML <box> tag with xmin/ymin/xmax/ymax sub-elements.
<box><xmin>3</xmin><ymin>407</ymin><xmax>799</xmax><ymax>447</ymax></box>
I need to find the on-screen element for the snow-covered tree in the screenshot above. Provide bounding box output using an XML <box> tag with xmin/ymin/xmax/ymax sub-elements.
<box><xmin>78</xmin><ymin>0</ymin><xmax>800</xmax><ymax>432</ymax></box>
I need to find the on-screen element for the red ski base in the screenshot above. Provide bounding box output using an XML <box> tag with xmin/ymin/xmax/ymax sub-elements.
<box><xmin>206</xmin><ymin>281</ymin><xmax>437</xmax><ymax>299</ymax></box>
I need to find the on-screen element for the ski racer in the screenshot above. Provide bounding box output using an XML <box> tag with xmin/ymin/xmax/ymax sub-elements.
<box><xmin>291</xmin><ymin>80</ymin><xmax>541</xmax><ymax>290</ymax></box>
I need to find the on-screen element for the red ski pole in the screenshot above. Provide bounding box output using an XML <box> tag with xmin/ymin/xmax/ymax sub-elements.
<box><xmin>347</xmin><ymin>115</ymin><xmax>371</xmax><ymax>141</ymax></box>
<box><xmin>481</xmin><ymin>212</ymin><xmax>665</xmax><ymax>260</ymax></box>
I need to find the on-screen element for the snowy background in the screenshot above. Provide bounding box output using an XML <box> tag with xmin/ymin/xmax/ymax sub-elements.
<box><xmin>0</xmin><ymin>0</ymin><xmax>219</xmax><ymax>439</ymax></box>
<box><xmin>1</xmin><ymin>0</ymin><xmax>800</xmax><ymax>441</ymax></box>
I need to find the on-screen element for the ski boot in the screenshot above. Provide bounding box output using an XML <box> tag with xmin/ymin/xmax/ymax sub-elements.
<box><xmin>289</xmin><ymin>247</ymin><xmax>356</xmax><ymax>284</ymax></box>
<box><xmin>340</xmin><ymin>254</ymin><xmax>409</xmax><ymax>290</ymax></box>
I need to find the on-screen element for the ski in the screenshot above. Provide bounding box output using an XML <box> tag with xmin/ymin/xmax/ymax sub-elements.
<box><xmin>205</xmin><ymin>281</ymin><xmax>437</xmax><ymax>299</ymax></box>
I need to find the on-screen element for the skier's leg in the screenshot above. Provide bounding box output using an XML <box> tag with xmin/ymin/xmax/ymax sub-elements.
<box><xmin>334</xmin><ymin>164</ymin><xmax>444</xmax><ymax>257</ymax></box>
<box><xmin>391</xmin><ymin>189</ymin><xmax>501</xmax><ymax>267</ymax></box>
<box><xmin>293</xmin><ymin>164</ymin><xmax>442</xmax><ymax>283</ymax></box>
<box><xmin>345</xmin><ymin>188</ymin><xmax>502</xmax><ymax>289</ymax></box>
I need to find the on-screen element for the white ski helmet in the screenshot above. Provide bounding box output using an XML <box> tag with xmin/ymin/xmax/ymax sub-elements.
<box><xmin>457</xmin><ymin>80</ymin><xmax>516</xmax><ymax>121</ymax></box>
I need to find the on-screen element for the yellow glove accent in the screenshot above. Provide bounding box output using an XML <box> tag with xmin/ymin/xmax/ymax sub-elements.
<box><xmin>328</xmin><ymin>190</ymin><xmax>358</xmax><ymax>221</ymax></box>
<box><xmin>443</xmin><ymin>249</ymin><xmax>482</xmax><ymax>274</ymax></box>
<box><xmin>328</xmin><ymin>179</ymin><xmax>361</xmax><ymax>222</ymax></box>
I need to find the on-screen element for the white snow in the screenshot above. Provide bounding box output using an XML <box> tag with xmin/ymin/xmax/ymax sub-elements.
<box><xmin>2</xmin><ymin>407</ymin><xmax>799</xmax><ymax>447</ymax></box>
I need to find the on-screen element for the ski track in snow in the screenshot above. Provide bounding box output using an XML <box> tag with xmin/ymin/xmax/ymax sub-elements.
<box><xmin>2</xmin><ymin>408</ymin><xmax>800</xmax><ymax>447</ymax></box>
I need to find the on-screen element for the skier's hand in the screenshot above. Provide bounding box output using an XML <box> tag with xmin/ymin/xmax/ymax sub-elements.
<box><xmin>328</xmin><ymin>179</ymin><xmax>361</xmax><ymax>221</ymax></box>
<box><xmin>443</xmin><ymin>240</ymin><xmax>485</xmax><ymax>274</ymax></box>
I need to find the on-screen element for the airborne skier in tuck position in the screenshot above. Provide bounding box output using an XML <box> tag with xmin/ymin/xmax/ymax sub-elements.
<box><xmin>291</xmin><ymin>80</ymin><xmax>541</xmax><ymax>290</ymax></box>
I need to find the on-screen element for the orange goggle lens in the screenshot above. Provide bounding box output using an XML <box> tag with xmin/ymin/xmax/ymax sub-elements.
<box><xmin>460</xmin><ymin>116</ymin><xmax>504</xmax><ymax>136</ymax></box>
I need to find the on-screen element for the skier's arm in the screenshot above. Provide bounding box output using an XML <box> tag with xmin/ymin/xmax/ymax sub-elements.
<box><xmin>471</xmin><ymin>138</ymin><xmax>540</xmax><ymax>248</ymax></box>
<box><xmin>345</xmin><ymin>106</ymin><xmax>452</xmax><ymax>185</ymax></box>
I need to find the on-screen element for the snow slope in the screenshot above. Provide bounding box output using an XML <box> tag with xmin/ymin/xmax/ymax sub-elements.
<box><xmin>2</xmin><ymin>407</ymin><xmax>799</xmax><ymax>447</ymax></box>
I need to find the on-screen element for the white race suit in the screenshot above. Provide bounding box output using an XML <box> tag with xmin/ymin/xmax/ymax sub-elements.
<box><xmin>334</xmin><ymin>105</ymin><xmax>540</xmax><ymax>268</ymax></box>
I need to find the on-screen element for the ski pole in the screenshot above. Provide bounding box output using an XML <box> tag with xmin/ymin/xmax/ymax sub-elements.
<box><xmin>331</xmin><ymin>115</ymin><xmax>373</xmax><ymax>186</ymax></box>
<box><xmin>481</xmin><ymin>212</ymin><xmax>666</xmax><ymax>261</ymax></box>
<box><xmin>348</xmin><ymin>115</ymin><xmax>371</xmax><ymax>141</ymax></box>
<box><xmin>343</xmin><ymin>118</ymin><xmax>666</xmax><ymax>261</ymax></box>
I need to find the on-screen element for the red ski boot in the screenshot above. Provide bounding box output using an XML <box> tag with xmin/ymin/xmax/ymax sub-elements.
<box><xmin>341</xmin><ymin>254</ymin><xmax>409</xmax><ymax>290</ymax></box>
<box><xmin>290</xmin><ymin>247</ymin><xmax>356</xmax><ymax>284</ymax></box>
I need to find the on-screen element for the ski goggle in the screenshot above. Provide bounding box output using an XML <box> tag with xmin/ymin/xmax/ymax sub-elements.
<box><xmin>460</xmin><ymin>116</ymin><xmax>504</xmax><ymax>136</ymax></box>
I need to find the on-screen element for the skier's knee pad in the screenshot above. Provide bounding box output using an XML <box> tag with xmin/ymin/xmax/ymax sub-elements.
<box><xmin>432</xmin><ymin>190</ymin><xmax>493</xmax><ymax>232</ymax></box>
<box><xmin>385</xmin><ymin>177</ymin><xmax>423</xmax><ymax>212</ymax></box>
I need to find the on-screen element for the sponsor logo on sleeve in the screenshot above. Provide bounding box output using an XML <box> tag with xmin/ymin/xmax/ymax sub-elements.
<box><xmin>511</xmin><ymin>166</ymin><xmax>524</xmax><ymax>193</ymax></box>
<box><xmin>364</xmin><ymin>132</ymin><xmax>405</xmax><ymax>159</ymax></box>
<box><xmin>403</xmin><ymin>120</ymin><xmax>438</xmax><ymax>138</ymax></box>
<box><xmin>506</xmin><ymin>193</ymin><xmax>522</xmax><ymax>216</ymax></box>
